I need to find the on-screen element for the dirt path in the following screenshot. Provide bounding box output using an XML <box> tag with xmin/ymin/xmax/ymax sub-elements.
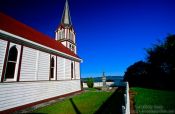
<box><xmin>129</xmin><ymin>90</ymin><xmax>138</xmax><ymax>114</ymax></box>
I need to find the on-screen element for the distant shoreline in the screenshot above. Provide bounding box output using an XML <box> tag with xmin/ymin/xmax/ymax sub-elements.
<box><xmin>81</xmin><ymin>76</ymin><xmax>123</xmax><ymax>83</ymax></box>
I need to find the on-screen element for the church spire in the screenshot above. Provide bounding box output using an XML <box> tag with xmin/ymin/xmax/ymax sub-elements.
<box><xmin>61</xmin><ymin>0</ymin><xmax>72</xmax><ymax>27</ymax></box>
<box><xmin>55</xmin><ymin>0</ymin><xmax>77</xmax><ymax>54</ymax></box>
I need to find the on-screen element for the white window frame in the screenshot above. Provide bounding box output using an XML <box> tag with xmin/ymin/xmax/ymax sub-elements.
<box><xmin>71</xmin><ymin>61</ymin><xmax>74</xmax><ymax>79</ymax></box>
<box><xmin>4</xmin><ymin>43</ymin><xmax>21</xmax><ymax>82</ymax></box>
<box><xmin>50</xmin><ymin>55</ymin><xmax>56</xmax><ymax>80</ymax></box>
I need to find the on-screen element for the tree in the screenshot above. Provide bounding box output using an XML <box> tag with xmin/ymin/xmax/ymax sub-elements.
<box><xmin>86</xmin><ymin>77</ymin><xmax>94</xmax><ymax>88</ymax></box>
<box><xmin>124</xmin><ymin>35</ymin><xmax>175</xmax><ymax>90</ymax></box>
<box><xmin>146</xmin><ymin>35</ymin><xmax>175</xmax><ymax>89</ymax></box>
<box><xmin>124</xmin><ymin>61</ymin><xmax>149</xmax><ymax>87</ymax></box>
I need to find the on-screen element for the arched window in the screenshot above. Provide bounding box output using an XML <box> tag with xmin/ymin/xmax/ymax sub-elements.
<box><xmin>71</xmin><ymin>62</ymin><xmax>73</xmax><ymax>79</ymax></box>
<box><xmin>5</xmin><ymin>46</ymin><xmax>18</xmax><ymax>79</ymax></box>
<box><xmin>50</xmin><ymin>57</ymin><xmax>55</xmax><ymax>79</ymax></box>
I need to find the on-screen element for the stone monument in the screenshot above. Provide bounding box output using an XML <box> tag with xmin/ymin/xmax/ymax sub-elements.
<box><xmin>102</xmin><ymin>72</ymin><xmax>108</xmax><ymax>90</ymax></box>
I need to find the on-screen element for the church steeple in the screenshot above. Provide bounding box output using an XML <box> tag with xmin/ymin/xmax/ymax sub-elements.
<box><xmin>61</xmin><ymin>0</ymin><xmax>72</xmax><ymax>27</ymax></box>
<box><xmin>55</xmin><ymin>0</ymin><xmax>77</xmax><ymax>54</ymax></box>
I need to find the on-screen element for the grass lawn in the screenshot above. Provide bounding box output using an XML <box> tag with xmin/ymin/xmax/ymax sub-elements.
<box><xmin>131</xmin><ymin>87</ymin><xmax>175</xmax><ymax>114</ymax></box>
<box><xmin>32</xmin><ymin>88</ymin><xmax>124</xmax><ymax>114</ymax></box>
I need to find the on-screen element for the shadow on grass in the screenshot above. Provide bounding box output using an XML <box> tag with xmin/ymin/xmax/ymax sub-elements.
<box><xmin>69</xmin><ymin>98</ymin><xmax>81</xmax><ymax>114</ymax></box>
<box><xmin>95</xmin><ymin>87</ymin><xmax>125</xmax><ymax>114</ymax></box>
<box><xmin>27</xmin><ymin>112</ymin><xmax>47</xmax><ymax>114</ymax></box>
<box><xmin>30</xmin><ymin>87</ymin><xmax>125</xmax><ymax>114</ymax></box>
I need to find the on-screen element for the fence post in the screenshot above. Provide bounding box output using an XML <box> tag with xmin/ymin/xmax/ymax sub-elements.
<box><xmin>122</xmin><ymin>105</ymin><xmax>126</xmax><ymax>114</ymax></box>
<box><xmin>126</xmin><ymin>82</ymin><xmax>130</xmax><ymax>114</ymax></box>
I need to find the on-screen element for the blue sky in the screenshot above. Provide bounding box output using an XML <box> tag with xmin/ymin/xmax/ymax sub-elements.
<box><xmin>1</xmin><ymin>0</ymin><xmax>175</xmax><ymax>77</ymax></box>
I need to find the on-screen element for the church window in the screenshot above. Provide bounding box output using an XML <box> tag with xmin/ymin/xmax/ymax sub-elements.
<box><xmin>71</xmin><ymin>62</ymin><xmax>73</xmax><ymax>79</ymax></box>
<box><xmin>5</xmin><ymin>46</ymin><xmax>18</xmax><ymax>79</ymax></box>
<box><xmin>50</xmin><ymin>57</ymin><xmax>55</xmax><ymax>79</ymax></box>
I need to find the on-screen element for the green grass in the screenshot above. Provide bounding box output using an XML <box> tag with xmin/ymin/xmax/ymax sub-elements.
<box><xmin>131</xmin><ymin>87</ymin><xmax>175</xmax><ymax>114</ymax></box>
<box><xmin>32</xmin><ymin>90</ymin><xmax>113</xmax><ymax>114</ymax></box>
<box><xmin>84</xmin><ymin>88</ymin><xmax>99</xmax><ymax>91</ymax></box>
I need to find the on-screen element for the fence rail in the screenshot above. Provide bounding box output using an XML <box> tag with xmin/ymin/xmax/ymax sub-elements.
<box><xmin>83</xmin><ymin>82</ymin><xmax>114</xmax><ymax>88</ymax></box>
<box><xmin>122</xmin><ymin>82</ymin><xmax>130</xmax><ymax>114</ymax></box>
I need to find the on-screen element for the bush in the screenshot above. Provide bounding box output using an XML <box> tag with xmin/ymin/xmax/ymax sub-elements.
<box><xmin>106</xmin><ymin>79</ymin><xmax>114</xmax><ymax>82</ymax></box>
<box><xmin>86</xmin><ymin>77</ymin><xmax>94</xmax><ymax>88</ymax></box>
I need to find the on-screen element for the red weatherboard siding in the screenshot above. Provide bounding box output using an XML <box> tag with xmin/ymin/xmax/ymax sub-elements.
<box><xmin>0</xmin><ymin>13</ymin><xmax>79</xmax><ymax>58</ymax></box>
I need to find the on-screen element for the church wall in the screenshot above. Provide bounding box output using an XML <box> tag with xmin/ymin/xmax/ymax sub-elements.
<box><xmin>0</xmin><ymin>39</ymin><xmax>81</xmax><ymax>82</ymax></box>
<box><xmin>61</xmin><ymin>42</ymin><xmax>66</xmax><ymax>47</ymax></box>
<box><xmin>65</xmin><ymin>58</ymin><xmax>71</xmax><ymax>80</ymax></box>
<box><xmin>0</xmin><ymin>39</ymin><xmax>7</xmax><ymax>80</ymax></box>
<box><xmin>0</xmin><ymin>80</ymin><xmax>81</xmax><ymax>111</ymax></box>
<box><xmin>20</xmin><ymin>47</ymin><xmax>50</xmax><ymax>81</ymax></box>
<box><xmin>37</xmin><ymin>51</ymin><xmax>50</xmax><ymax>80</ymax></box>
<box><xmin>57</xmin><ymin>56</ymin><xmax>65</xmax><ymax>80</ymax></box>
<box><xmin>75</xmin><ymin>62</ymin><xmax>80</xmax><ymax>79</ymax></box>
<box><xmin>74</xmin><ymin>46</ymin><xmax>77</xmax><ymax>54</ymax></box>
<box><xmin>67</xmin><ymin>42</ymin><xmax>70</xmax><ymax>48</ymax></box>
<box><xmin>0</xmin><ymin>39</ymin><xmax>80</xmax><ymax>82</ymax></box>
<box><xmin>20</xmin><ymin>46</ymin><xmax>38</xmax><ymax>81</ymax></box>
<box><xmin>0</xmin><ymin>41</ymin><xmax>81</xmax><ymax>112</ymax></box>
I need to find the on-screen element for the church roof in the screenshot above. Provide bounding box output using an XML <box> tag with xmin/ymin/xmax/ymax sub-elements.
<box><xmin>0</xmin><ymin>12</ymin><xmax>80</xmax><ymax>59</ymax></box>
<box><xmin>60</xmin><ymin>0</ymin><xmax>72</xmax><ymax>28</ymax></box>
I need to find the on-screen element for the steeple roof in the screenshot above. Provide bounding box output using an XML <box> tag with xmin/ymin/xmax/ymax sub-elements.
<box><xmin>61</xmin><ymin>0</ymin><xmax>72</xmax><ymax>27</ymax></box>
